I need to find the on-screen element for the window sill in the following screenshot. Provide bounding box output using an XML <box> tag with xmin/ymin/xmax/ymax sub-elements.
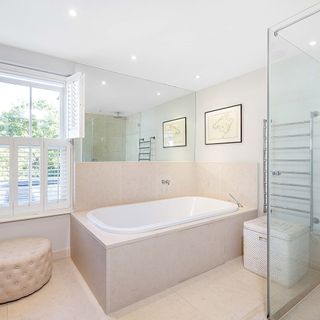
<box><xmin>0</xmin><ymin>209</ymin><xmax>72</xmax><ymax>224</ymax></box>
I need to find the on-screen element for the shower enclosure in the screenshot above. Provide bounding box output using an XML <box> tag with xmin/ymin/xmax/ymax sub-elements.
<box><xmin>268</xmin><ymin>5</ymin><xmax>320</xmax><ymax>319</ymax></box>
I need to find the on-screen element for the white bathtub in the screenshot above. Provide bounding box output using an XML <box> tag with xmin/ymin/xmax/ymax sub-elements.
<box><xmin>87</xmin><ymin>196</ymin><xmax>238</xmax><ymax>234</ymax></box>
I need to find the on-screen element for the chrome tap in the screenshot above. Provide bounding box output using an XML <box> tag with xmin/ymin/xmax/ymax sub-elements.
<box><xmin>161</xmin><ymin>179</ymin><xmax>170</xmax><ymax>185</ymax></box>
<box><xmin>229</xmin><ymin>193</ymin><xmax>244</xmax><ymax>208</ymax></box>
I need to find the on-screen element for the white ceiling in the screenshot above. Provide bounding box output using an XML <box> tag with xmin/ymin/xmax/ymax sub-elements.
<box><xmin>0</xmin><ymin>0</ymin><xmax>318</xmax><ymax>91</ymax></box>
<box><xmin>277</xmin><ymin>7</ymin><xmax>320</xmax><ymax>63</ymax></box>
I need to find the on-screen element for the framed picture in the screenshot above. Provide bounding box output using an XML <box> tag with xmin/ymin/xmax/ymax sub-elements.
<box><xmin>163</xmin><ymin>117</ymin><xmax>187</xmax><ymax>148</ymax></box>
<box><xmin>205</xmin><ymin>104</ymin><xmax>242</xmax><ymax>145</ymax></box>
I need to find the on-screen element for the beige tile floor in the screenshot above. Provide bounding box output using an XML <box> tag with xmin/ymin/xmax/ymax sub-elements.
<box><xmin>270</xmin><ymin>268</ymin><xmax>320</xmax><ymax>317</ymax></box>
<box><xmin>0</xmin><ymin>257</ymin><xmax>267</xmax><ymax>320</ymax></box>
<box><xmin>281</xmin><ymin>284</ymin><xmax>320</xmax><ymax>320</ymax></box>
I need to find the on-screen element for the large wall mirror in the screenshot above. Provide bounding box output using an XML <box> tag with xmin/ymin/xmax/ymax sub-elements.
<box><xmin>74</xmin><ymin>63</ymin><xmax>195</xmax><ymax>162</ymax></box>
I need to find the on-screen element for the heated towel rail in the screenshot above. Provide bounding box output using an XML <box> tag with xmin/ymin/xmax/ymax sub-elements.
<box><xmin>264</xmin><ymin>112</ymin><xmax>319</xmax><ymax>230</ymax></box>
<box><xmin>138</xmin><ymin>136</ymin><xmax>155</xmax><ymax>161</ymax></box>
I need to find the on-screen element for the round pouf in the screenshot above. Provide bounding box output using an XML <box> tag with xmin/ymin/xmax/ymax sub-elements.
<box><xmin>0</xmin><ymin>237</ymin><xmax>52</xmax><ymax>303</ymax></box>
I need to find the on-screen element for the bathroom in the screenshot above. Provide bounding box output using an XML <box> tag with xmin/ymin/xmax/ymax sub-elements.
<box><xmin>0</xmin><ymin>1</ymin><xmax>320</xmax><ymax>319</ymax></box>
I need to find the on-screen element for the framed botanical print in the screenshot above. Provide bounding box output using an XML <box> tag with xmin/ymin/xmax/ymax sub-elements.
<box><xmin>163</xmin><ymin>117</ymin><xmax>187</xmax><ymax>148</ymax></box>
<box><xmin>205</xmin><ymin>104</ymin><xmax>242</xmax><ymax>145</ymax></box>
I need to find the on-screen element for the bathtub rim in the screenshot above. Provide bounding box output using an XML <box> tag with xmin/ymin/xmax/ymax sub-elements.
<box><xmin>72</xmin><ymin>205</ymin><xmax>257</xmax><ymax>250</ymax></box>
<box><xmin>87</xmin><ymin>196</ymin><xmax>239</xmax><ymax>234</ymax></box>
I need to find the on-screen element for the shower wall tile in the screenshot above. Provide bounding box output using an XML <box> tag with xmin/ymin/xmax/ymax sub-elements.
<box><xmin>74</xmin><ymin>161</ymin><xmax>258</xmax><ymax>211</ymax></box>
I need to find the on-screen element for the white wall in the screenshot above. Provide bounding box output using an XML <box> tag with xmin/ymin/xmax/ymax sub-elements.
<box><xmin>195</xmin><ymin>68</ymin><xmax>267</xmax><ymax>214</ymax></box>
<box><xmin>0</xmin><ymin>215</ymin><xmax>70</xmax><ymax>254</ymax></box>
<box><xmin>0</xmin><ymin>43</ymin><xmax>75</xmax><ymax>75</ymax></box>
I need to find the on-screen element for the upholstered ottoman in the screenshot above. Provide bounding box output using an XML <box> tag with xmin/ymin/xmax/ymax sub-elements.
<box><xmin>0</xmin><ymin>237</ymin><xmax>52</xmax><ymax>303</ymax></box>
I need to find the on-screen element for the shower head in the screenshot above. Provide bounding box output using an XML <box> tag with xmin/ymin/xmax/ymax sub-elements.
<box><xmin>112</xmin><ymin>112</ymin><xmax>126</xmax><ymax>119</ymax></box>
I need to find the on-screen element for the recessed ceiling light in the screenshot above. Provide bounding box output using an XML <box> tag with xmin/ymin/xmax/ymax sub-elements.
<box><xmin>309</xmin><ymin>40</ymin><xmax>317</xmax><ymax>46</ymax></box>
<box><xmin>69</xmin><ymin>9</ymin><xmax>77</xmax><ymax>17</ymax></box>
<box><xmin>157</xmin><ymin>92</ymin><xmax>161</xmax><ymax>96</ymax></box>
<box><xmin>195</xmin><ymin>75</ymin><xmax>200</xmax><ymax>79</ymax></box>
<box><xmin>101</xmin><ymin>80</ymin><xmax>107</xmax><ymax>86</ymax></box>
<box><xmin>131</xmin><ymin>55</ymin><xmax>137</xmax><ymax>61</ymax></box>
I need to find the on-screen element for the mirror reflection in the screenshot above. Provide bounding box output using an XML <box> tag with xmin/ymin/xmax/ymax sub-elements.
<box><xmin>74</xmin><ymin>64</ymin><xmax>195</xmax><ymax>162</ymax></box>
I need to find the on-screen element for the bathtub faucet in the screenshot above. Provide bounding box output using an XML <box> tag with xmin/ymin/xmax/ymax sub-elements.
<box><xmin>161</xmin><ymin>179</ymin><xmax>171</xmax><ymax>185</ymax></box>
<box><xmin>229</xmin><ymin>193</ymin><xmax>244</xmax><ymax>208</ymax></box>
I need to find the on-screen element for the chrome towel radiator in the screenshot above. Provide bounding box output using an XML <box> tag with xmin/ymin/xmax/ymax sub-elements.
<box><xmin>138</xmin><ymin>136</ymin><xmax>155</xmax><ymax>161</ymax></box>
<box><xmin>264</xmin><ymin>112</ymin><xmax>319</xmax><ymax>230</ymax></box>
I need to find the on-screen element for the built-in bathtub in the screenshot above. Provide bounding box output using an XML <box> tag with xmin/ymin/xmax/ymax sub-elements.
<box><xmin>87</xmin><ymin>197</ymin><xmax>238</xmax><ymax>234</ymax></box>
<box><xmin>71</xmin><ymin>197</ymin><xmax>257</xmax><ymax>314</ymax></box>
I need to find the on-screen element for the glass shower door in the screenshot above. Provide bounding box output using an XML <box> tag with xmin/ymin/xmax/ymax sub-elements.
<box><xmin>268</xmin><ymin>6</ymin><xmax>320</xmax><ymax>319</ymax></box>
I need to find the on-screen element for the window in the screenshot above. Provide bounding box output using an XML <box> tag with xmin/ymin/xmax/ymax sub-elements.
<box><xmin>0</xmin><ymin>67</ymin><xmax>84</xmax><ymax>219</ymax></box>
<box><xmin>0</xmin><ymin>79</ymin><xmax>62</xmax><ymax>138</ymax></box>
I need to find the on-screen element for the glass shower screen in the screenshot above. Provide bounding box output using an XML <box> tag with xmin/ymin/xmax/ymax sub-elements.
<box><xmin>268</xmin><ymin>6</ymin><xmax>320</xmax><ymax>319</ymax></box>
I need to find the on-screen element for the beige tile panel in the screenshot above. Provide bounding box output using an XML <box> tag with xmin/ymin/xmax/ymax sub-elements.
<box><xmin>106</xmin><ymin>209</ymin><xmax>258</xmax><ymax>313</ymax></box>
<box><xmin>75</xmin><ymin>162</ymin><xmax>197</xmax><ymax>211</ymax></box>
<box><xmin>196</xmin><ymin>162</ymin><xmax>259</xmax><ymax>208</ymax></box>
<box><xmin>223</xmin><ymin>209</ymin><xmax>258</xmax><ymax>261</ymax></box>
<box><xmin>75</xmin><ymin>161</ymin><xmax>258</xmax><ymax>212</ymax></box>
<box><xmin>75</xmin><ymin>162</ymin><xmax>123</xmax><ymax>211</ymax></box>
<box><xmin>70</xmin><ymin>216</ymin><xmax>107</xmax><ymax>312</ymax></box>
<box><xmin>153</xmin><ymin>162</ymin><xmax>196</xmax><ymax>200</ymax></box>
<box><xmin>107</xmin><ymin>220</ymin><xmax>225</xmax><ymax>312</ymax></box>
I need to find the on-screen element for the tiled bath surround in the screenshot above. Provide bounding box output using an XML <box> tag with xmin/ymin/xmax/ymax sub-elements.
<box><xmin>71</xmin><ymin>208</ymin><xmax>258</xmax><ymax>313</ymax></box>
<box><xmin>75</xmin><ymin>161</ymin><xmax>259</xmax><ymax>211</ymax></box>
<box><xmin>72</xmin><ymin>161</ymin><xmax>259</xmax><ymax>314</ymax></box>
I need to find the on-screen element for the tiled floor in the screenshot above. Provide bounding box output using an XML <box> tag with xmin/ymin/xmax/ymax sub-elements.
<box><xmin>0</xmin><ymin>257</ymin><xmax>267</xmax><ymax>320</ymax></box>
<box><xmin>270</xmin><ymin>269</ymin><xmax>320</xmax><ymax>317</ymax></box>
<box><xmin>281</xmin><ymin>284</ymin><xmax>320</xmax><ymax>320</ymax></box>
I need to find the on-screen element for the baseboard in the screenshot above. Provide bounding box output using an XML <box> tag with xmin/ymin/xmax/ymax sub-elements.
<box><xmin>52</xmin><ymin>249</ymin><xmax>70</xmax><ymax>260</ymax></box>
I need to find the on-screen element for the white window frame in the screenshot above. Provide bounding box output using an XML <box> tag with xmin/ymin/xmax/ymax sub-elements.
<box><xmin>0</xmin><ymin>65</ymin><xmax>83</xmax><ymax>221</ymax></box>
<box><xmin>0</xmin><ymin>73</ymin><xmax>65</xmax><ymax>139</ymax></box>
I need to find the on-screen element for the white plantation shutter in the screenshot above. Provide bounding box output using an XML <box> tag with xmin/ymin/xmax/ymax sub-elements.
<box><xmin>65</xmin><ymin>72</ymin><xmax>85</xmax><ymax>139</ymax></box>
<box><xmin>0</xmin><ymin>138</ymin><xmax>13</xmax><ymax>217</ymax></box>
<box><xmin>14</xmin><ymin>138</ymin><xmax>43</xmax><ymax>215</ymax></box>
<box><xmin>44</xmin><ymin>140</ymin><xmax>71</xmax><ymax>210</ymax></box>
<box><xmin>0</xmin><ymin>138</ymin><xmax>72</xmax><ymax>218</ymax></box>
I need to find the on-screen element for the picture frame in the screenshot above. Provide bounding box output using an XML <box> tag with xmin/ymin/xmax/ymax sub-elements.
<box><xmin>163</xmin><ymin>117</ymin><xmax>187</xmax><ymax>148</ymax></box>
<box><xmin>205</xmin><ymin>104</ymin><xmax>242</xmax><ymax>145</ymax></box>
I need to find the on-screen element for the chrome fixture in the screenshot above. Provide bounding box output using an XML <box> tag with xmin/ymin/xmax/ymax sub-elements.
<box><xmin>139</xmin><ymin>136</ymin><xmax>156</xmax><ymax>161</ymax></box>
<box><xmin>229</xmin><ymin>193</ymin><xmax>243</xmax><ymax>208</ymax></box>
<box><xmin>273</xmin><ymin>8</ymin><xmax>320</xmax><ymax>36</ymax></box>
<box><xmin>161</xmin><ymin>180</ymin><xmax>170</xmax><ymax>185</ymax></box>
<box><xmin>113</xmin><ymin>112</ymin><xmax>126</xmax><ymax>119</ymax></box>
<box><xmin>264</xmin><ymin>112</ymin><xmax>320</xmax><ymax>230</ymax></box>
